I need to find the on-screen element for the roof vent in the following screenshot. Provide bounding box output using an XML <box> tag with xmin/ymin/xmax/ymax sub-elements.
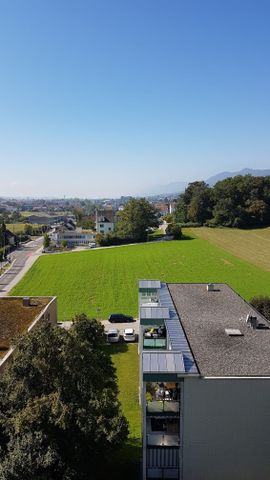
<box><xmin>23</xmin><ymin>297</ymin><xmax>30</xmax><ymax>307</ymax></box>
<box><xmin>225</xmin><ymin>328</ymin><xmax>243</xmax><ymax>336</ymax></box>
<box><xmin>207</xmin><ymin>283</ymin><xmax>215</xmax><ymax>292</ymax></box>
<box><xmin>246</xmin><ymin>314</ymin><xmax>258</xmax><ymax>329</ymax></box>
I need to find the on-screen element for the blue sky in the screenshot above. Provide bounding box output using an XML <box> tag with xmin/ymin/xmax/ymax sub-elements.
<box><xmin>0</xmin><ymin>0</ymin><xmax>270</xmax><ymax>197</ymax></box>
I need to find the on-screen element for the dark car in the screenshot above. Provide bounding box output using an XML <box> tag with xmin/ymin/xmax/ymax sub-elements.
<box><xmin>108</xmin><ymin>313</ymin><xmax>134</xmax><ymax>323</ymax></box>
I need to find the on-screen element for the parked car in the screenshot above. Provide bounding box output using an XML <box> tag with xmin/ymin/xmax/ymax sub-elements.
<box><xmin>88</xmin><ymin>242</ymin><xmax>96</xmax><ymax>248</ymax></box>
<box><xmin>108</xmin><ymin>313</ymin><xmax>134</xmax><ymax>323</ymax></box>
<box><xmin>106</xmin><ymin>329</ymin><xmax>120</xmax><ymax>343</ymax></box>
<box><xmin>123</xmin><ymin>328</ymin><xmax>136</xmax><ymax>342</ymax></box>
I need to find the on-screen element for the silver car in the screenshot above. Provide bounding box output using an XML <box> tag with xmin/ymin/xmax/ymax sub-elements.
<box><xmin>123</xmin><ymin>328</ymin><xmax>136</xmax><ymax>342</ymax></box>
<box><xmin>106</xmin><ymin>329</ymin><xmax>120</xmax><ymax>343</ymax></box>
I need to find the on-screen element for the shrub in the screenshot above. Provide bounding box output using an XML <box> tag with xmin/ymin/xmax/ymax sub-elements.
<box><xmin>250</xmin><ymin>296</ymin><xmax>270</xmax><ymax>321</ymax></box>
<box><xmin>165</xmin><ymin>223</ymin><xmax>182</xmax><ymax>240</ymax></box>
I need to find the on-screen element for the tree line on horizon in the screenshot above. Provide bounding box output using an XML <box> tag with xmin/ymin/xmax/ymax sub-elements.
<box><xmin>174</xmin><ymin>175</ymin><xmax>270</xmax><ymax>228</ymax></box>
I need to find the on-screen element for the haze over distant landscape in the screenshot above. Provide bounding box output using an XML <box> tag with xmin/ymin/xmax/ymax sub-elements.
<box><xmin>1</xmin><ymin>0</ymin><xmax>270</xmax><ymax>197</ymax></box>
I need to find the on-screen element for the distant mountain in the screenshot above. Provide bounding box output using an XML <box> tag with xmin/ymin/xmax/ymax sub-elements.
<box><xmin>142</xmin><ymin>181</ymin><xmax>187</xmax><ymax>196</ymax></box>
<box><xmin>206</xmin><ymin>168</ymin><xmax>270</xmax><ymax>186</ymax></box>
<box><xmin>143</xmin><ymin>168</ymin><xmax>270</xmax><ymax>196</ymax></box>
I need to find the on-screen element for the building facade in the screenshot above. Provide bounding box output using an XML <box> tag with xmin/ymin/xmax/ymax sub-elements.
<box><xmin>139</xmin><ymin>280</ymin><xmax>270</xmax><ymax>480</ymax></box>
<box><xmin>52</xmin><ymin>227</ymin><xmax>96</xmax><ymax>247</ymax></box>
<box><xmin>95</xmin><ymin>208</ymin><xmax>116</xmax><ymax>234</ymax></box>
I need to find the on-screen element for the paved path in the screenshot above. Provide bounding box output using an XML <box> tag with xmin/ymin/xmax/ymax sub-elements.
<box><xmin>0</xmin><ymin>237</ymin><xmax>43</xmax><ymax>296</ymax></box>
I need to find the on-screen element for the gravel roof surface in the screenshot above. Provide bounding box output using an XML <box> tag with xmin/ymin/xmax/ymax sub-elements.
<box><xmin>168</xmin><ymin>283</ymin><xmax>270</xmax><ymax>377</ymax></box>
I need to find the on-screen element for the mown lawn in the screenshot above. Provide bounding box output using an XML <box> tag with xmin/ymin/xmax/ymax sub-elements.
<box><xmin>111</xmin><ymin>343</ymin><xmax>140</xmax><ymax>439</ymax></box>
<box><xmin>6</xmin><ymin>223</ymin><xmax>42</xmax><ymax>234</ymax></box>
<box><xmin>188</xmin><ymin>226</ymin><xmax>270</xmax><ymax>272</ymax></box>
<box><xmin>12</xmin><ymin>238</ymin><xmax>270</xmax><ymax>320</ymax></box>
<box><xmin>100</xmin><ymin>343</ymin><xmax>141</xmax><ymax>480</ymax></box>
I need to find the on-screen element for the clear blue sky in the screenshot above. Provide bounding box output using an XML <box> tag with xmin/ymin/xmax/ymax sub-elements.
<box><xmin>0</xmin><ymin>0</ymin><xmax>270</xmax><ymax>197</ymax></box>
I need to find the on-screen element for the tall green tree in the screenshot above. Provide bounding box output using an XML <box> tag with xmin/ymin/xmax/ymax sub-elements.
<box><xmin>116</xmin><ymin>198</ymin><xmax>159</xmax><ymax>241</ymax></box>
<box><xmin>174</xmin><ymin>181</ymin><xmax>212</xmax><ymax>224</ymax></box>
<box><xmin>43</xmin><ymin>233</ymin><xmax>51</xmax><ymax>249</ymax></box>
<box><xmin>0</xmin><ymin>221</ymin><xmax>6</xmax><ymax>248</ymax></box>
<box><xmin>0</xmin><ymin>315</ymin><xmax>128</xmax><ymax>480</ymax></box>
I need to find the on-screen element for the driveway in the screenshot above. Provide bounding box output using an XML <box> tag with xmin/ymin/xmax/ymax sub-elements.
<box><xmin>0</xmin><ymin>237</ymin><xmax>43</xmax><ymax>296</ymax></box>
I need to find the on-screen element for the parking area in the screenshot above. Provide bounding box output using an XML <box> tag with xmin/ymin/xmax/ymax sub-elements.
<box><xmin>101</xmin><ymin>319</ymin><xmax>139</xmax><ymax>336</ymax></box>
<box><xmin>58</xmin><ymin>319</ymin><xmax>139</xmax><ymax>342</ymax></box>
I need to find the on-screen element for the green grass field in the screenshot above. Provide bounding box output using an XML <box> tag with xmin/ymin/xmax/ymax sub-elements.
<box><xmin>111</xmin><ymin>343</ymin><xmax>140</xmax><ymax>439</ymax></box>
<box><xmin>11</xmin><ymin>233</ymin><xmax>270</xmax><ymax>477</ymax></box>
<box><xmin>103</xmin><ymin>343</ymin><xmax>141</xmax><ymax>480</ymax></box>
<box><xmin>7</xmin><ymin>223</ymin><xmax>42</xmax><ymax>234</ymax></box>
<box><xmin>188</xmin><ymin>226</ymin><xmax>270</xmax><ymax>272</ymax></box>
<box><xmin>20</xmin><ymin>211</ymin><xmax>72</xmax><ymax>218</ymax></box>
<box><xmin>12</xmin><ymin>238</ymin><xmax>270</xmax><ymax>320</ymax></box>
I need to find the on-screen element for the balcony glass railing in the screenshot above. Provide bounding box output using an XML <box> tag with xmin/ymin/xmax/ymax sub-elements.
<box><xmin>147</xmin><ymin>434</ymin><xmax>180</xmax><ymax>447</ymax></box>
<box><xmin>147</xmin><ymin>400</ymin><xmax>180</xmax><ymax>414</ymax></box>
<box><xmin>143</xmin><ymin>338</ymin><xmax>166</xmax><ymax>349</ymax></box>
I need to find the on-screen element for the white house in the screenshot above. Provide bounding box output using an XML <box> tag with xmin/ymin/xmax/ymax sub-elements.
<box><xmin>95</xmin><ymin>208</ymin><xmax>116</xmax><ymax>234</ymax></box>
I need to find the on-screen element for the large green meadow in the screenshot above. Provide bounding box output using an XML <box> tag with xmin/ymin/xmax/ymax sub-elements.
<box><xmin>12</xmin><ymin>235</ymin><xmax>270</xmax><ymax>320</ymax></box>
<box><xmin>11</xmin><ymin>233</ymin><xmax>270</xmax><ymax>474</ymax></box>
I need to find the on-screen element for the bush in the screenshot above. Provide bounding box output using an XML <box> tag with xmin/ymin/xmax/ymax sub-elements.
<box><xmin>250</xmin><ymin>296</ymin><xmax>270</xmax><ymax>321</ymax></box>
<box><xmin>178</xmin><ymin>222</ymin><xmax>202</xmax><ymax>228</ymax></box>
<box><xmin>98</xmin><ymin>233</ymin><xmax>136</xmax><ymax>246</ymax></box>
<box><xmin>165</xmin><ymin>223</ymin><xmax>182</xmax><ymax>240</ymax></box>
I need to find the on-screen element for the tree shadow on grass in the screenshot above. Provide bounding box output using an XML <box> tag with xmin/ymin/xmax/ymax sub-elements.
<box><xmin>181</xmin><ymin>233</ymin><xmax>195</xmax><ymax>241</ymax></box>
<box><xmin>97</xmin><ymin>437</ymin><xmax>141</xmax><ymax>480</ymax></box>
<box><xmin>108</xmin><ymin>342</ymin><xmax>129</xmax><ymax>355</ymax></box>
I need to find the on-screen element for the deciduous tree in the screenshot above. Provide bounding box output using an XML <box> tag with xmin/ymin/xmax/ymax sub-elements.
<box><xmin>116</xmin><ymin>198</ymin><xmax>159</xmax><ymax>241</ymax></box>
<box><xmin>0</xmin><ymin>315</ymin><xmax>128</xmax><ymax>480</ymax></box>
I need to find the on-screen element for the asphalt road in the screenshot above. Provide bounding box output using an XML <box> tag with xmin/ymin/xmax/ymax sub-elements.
<box><xmin>0</xmin><ymin>237</ymin><xmax>43</xmax><ymax>296</ymax></box>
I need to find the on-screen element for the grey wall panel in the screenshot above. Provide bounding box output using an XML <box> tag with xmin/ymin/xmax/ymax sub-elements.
<box><xmin>183</xmin><ymin>378</ymin><xmax>270</xmax><ymax>480</ymax></box>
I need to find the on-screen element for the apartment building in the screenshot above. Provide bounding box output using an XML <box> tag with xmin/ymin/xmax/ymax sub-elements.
<box><xmin>0</xmin><ymin>296</ymin><xmax>57</xmax><ymax>372</ymax></box>
<box><xmin>139</xmin><ymin>280</ymin><xmax>270</xmax><ymax>480</ymax></box>
<box><xmin>52</xmin><ymin>227</ymin><xmax>96</xmax><ymax>247</ymax></box>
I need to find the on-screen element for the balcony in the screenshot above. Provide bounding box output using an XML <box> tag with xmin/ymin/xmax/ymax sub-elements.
<box><xmin>147</xmin><ymin>434</ymin><xmax>180</xmax><ymax>447</ymax></box>
<box><xmin>144</xmin><ymin>327</ymin><xmax>166</xmax><ymax>349</ymax></box>
<box><xmin>147</xmin><ymin>400</ymin><xmax>180</xmax><ymax>414</ymax></box>
<box><xmin>146</xmin><ymin>382</ymin><xmax>180</xmax><ymax>415</ymax></box>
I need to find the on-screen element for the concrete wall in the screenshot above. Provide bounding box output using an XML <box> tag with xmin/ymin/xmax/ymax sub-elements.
<box><xmin>29</xmin><ymin>297</ymin><xmax>57</xmax><ymax>330</ymax></box>
<box><xmin>182</xmin><ymin>377</ymin><xmax>270</xmax><ymax>480</ymax></box>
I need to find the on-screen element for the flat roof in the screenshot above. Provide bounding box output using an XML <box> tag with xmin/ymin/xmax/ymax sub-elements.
<box><xmin>139</xmin><ymin>280</ymin><xmax>161</xmax><ymax>290</ymax></box>
<box><xmin>168</xmin><ymin>283</ymin><xmax>270</xmax><ymax>377</ymax></box>
<box><xmin>140</xmin><ymin>306</ymin><xmax>170</xmax><ymax>320</ymax></box>
<box><xmin>0</xmin><ymin>297</ymin><xmax>52</xmax><ymax>359</ymax></box>
<box><xmin>142</xmin><ymin>352</ymin><xmax>185</xmax><ymax>374</ymax></box>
